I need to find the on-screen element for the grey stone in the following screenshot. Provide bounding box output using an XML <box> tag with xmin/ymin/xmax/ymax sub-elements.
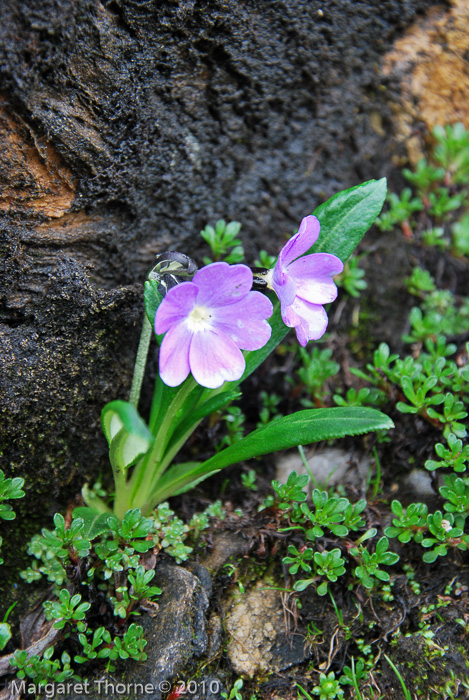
<box><xmin>225</xmin><ymin>580</ymin><xmax>308</xmax><ymax>678</ymax></box>
<box><xmin>56</xmin><ymin>563</ymin><xmax>210</xmax><ymax>700</ymax></box>
<box><xmin>276</xmin><ymin>447</ymin><xmax>370</xmax><ymax>491</ymax></box>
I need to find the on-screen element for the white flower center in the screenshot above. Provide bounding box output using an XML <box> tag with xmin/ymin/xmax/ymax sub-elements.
<box><xmin>187</xmin><ymin>305</ymin><xmax>213</xmax><ymax>332</ymax></box>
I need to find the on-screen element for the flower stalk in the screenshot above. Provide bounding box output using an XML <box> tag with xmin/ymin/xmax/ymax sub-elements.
<box><xmin>129</xmin><ymin>314</ymin><xmax>153</xmax><ymax>410</ymax></box>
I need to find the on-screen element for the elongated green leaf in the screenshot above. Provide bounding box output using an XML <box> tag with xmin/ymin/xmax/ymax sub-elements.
<box><xmin>110</xmin><ymin>429</ymin><xmax>151</xmax><ymax>472</ymax></box>
<box><xmin>311</xmin><ymin>178</ymin><xmax>387</xmax><ymax>260</ymax></box>
<box><xmin>200</xmin><ymin>407</ymin><xmax>393</xmax><ymax>471</ymax></box>
<box><xmin>167</xmin><ymin>389</ymin><xmax>241</xmax><ymax>450</ymax></box>
<box><xmin>101</xmin><ymin>401</ymin><xmax>151</xmax><ymax>446</ymax></box>
<box><xmin>151</xmin><ymin>461</ymin><xmax>213</xmax><ymax>496</ymax></box>
<box><xmin>149</xmin><ymin>378</ymin><xmax>181</xmax><ymax>435</ymax></box>
<box><xmin>226</xmin><ymin>179</ymin><xmax>387</xmax><ymax>388</ymax></box>
<box><xmin>153</xmin><ymin>407</ymin><xmax>393</xmax><ymax>502</ymax></box>
<box><xmin>149</xmin><ymin>373</ymin><xmax>203</xmax><ymax>437</ymax></box>
<box><xmin>72</xmin><ymin>507</ymin><xmax>111</xmax><ymax>539</ymax></box>
<box><xmin>0</xmin><ymin>623</ymin><xmax>12</xmax><ymax>651</ymax></box>
<box><xmin>101</xmin><ymin>401</ymin><xmax>152</xmax><ymax>470</ymax></box>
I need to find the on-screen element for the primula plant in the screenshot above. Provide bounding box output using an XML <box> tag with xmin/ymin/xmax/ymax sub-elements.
<box><xmin>75</xmin><ymin>178</ymin><xmax>391</xmax><ymax>522</ymax></box>
<box><xmin>6</xmin><ymin>178</ymin><xmax>394</xmax><ymax>688</ymax></box>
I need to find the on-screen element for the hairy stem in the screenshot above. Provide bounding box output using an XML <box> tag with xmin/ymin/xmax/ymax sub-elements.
<box><xmin>129</xmin><ymin>314</ymin><xmax>153</xmax><ymax>410</ymax></box>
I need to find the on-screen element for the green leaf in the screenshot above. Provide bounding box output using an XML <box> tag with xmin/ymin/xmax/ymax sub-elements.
<box><xmin>109</xmin><ymin>430</ymin><xmax>150</xmax><ymax>473</ymax></box>
<box><xmin>156</xmin><ymin>461</ymin><xmax>211</xmax><ymax>496</ymax></box>
<box><xmin>226</xmin><ymin>179</ymin><xmax>387</xmax><ymax>388</ymax></box>
<box><xmin>167</xmin><ymin>390</ymin><xmax>241</xmax><ymax>451</ymax></box>
<box><xmin>149</xmin><ymin>375</ymin><xmax>203</xmax><ymax>441</ymax></box>
<box><xmin>102</xmin><ymin>401</ymin><xmax>151</xmax><ymax>446</ymax></box>
<box><xmin>0</xmin><ymin>506</ymin><xmax>15</xmax><ymax>521</ymax></box>
<box><xmin>153</xmin><ymin>407</ymin><xmax>393</xmax><ymax>502</ymax></box>
<box><xmin>329</xmin><ymin>524</ymin><xmax>348</xmax><ymax>537</ymax></box>
<box><xmin>200</xmin><ymin>407</ymin><xmax>392</xmax><ymax>471</ymax></box>
<box><xmin>101</xmin><ymin>401</ymin><xmax>152</xmax><ymax>470</ymax></box>
<box><xmin>375</xmin><ymin>536</ymin><xmax>390</xmax><ymax>556</ymax></box>
<box><xmin>374</xmin><ymin>569</ymin><xmax>390</xmax><ymax>582</ymax></box>
<box><xmin>144</xmin><ymin>279</ymin><xmax>163</xmax><ymax>328</ymax></box>
<box><xmin>72</xmin><ymin>507</ymin><xmax>112</xmax><ymax>540</ymax></box>
<box><xmin>396</xmin><ymin>402</ymin><xmax>418</xmax><ymax>415</ymax></box>
<box><xmin>0</xmin><ymin>622</ymin><xmax>11</xmax><ymax>651</ymax></box>
<box><xmin>293</xmin><ymin>578</ymin><xmax>314</xmax><ymax>592</ymax></box>
<box><xmin>149</xmin><ymin>378</ymin><xmax>182</xmax><ymax>435</ymax></box>
<box><xmin>401</xmin><ymin>376</ymin><xmax>417</xmax><ymax>403</ymax></box>
<box><xmin>381</xmin><ymin>552</ymin><xmax>400</xmax><ymax>565</ymax></box>
<box><xmin>311</xmin><ymin>178</ymin><xmax>387</xmax><ymax>261</ymax></box>
<box><xmin>317</xmin><ymin>581</ymin><xmax>328</xmax><ymax>596</ymax></box>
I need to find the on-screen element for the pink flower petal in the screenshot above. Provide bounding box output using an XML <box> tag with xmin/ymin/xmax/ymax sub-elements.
<box><xmin>215</xmin><ymin>315</ymin><xmax>272</xmax><ymax>350</ymax></box>
<box><xmin>278</xmin><ymin>216</ymin><xmax>320</xmax><ymax>268</ymax></box>
<box><xmin>158</xmin><ymin>323</ymin><xmax>192</xmax><ymax>386</ymax></box>
<box><xmin>211</xmin><ymin>292</ymin><xmax>273</xmax><ymax>350</ymax></box>
<box><xmin>272</xmin><ymin>265</ymin><xmax>297</xmax><ymax>307</ymax></box>
<box><xmin>294</xmin><ymin>278</ymin><xmax>338</xmax><ymax>304</ymax></box>
<box><xmin>280</xmin><ymin>303</ymin><xmax>302</xmax><ymax>329</ymax></box>
<box><xmin>287</xmin><ymin>253</ymin><xmax>343</xmax><ymax>304</ymax></box>
<box><xmin>289</xmin><ymin>298</ymin><xmax>329</xmax><ymax>346</ymax></box>
<box><xmin>288</xmin><ymin>252</ymin><xmax>344</xmax><ymax>278</ymax></box>
<box><xmin>189</xmin><ymin>330</ymin><xmax>246</xmax><ymax>388</ymax></box>
<box><xmin>193</xmin><ymin>262</ymin><xmax>253</xmax><ymax>307</ymax></box>
<box><xmin>155</xmin><ymin>282</ymin><xmax>198</xmax><ymax>334</ymax></box>
<box><xmin>214</xmin><ymin>290</ymin><xmax>273</xmax><ymax>321</ymax></box>
<box><xmin>156</xmin><ymin>261</ymin><xmax>274</xmax><ymax>388</ymax></box>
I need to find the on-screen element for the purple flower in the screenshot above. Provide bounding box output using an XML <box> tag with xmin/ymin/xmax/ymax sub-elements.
<box><xmin>155</xmin><ymin>262</ymin><xmax>273</xmax><ymax>388</ymax></box>
<box><xmin>266</xmin><ymin>215</ymin><xmax>344</xmax><ymax>346</ymax></box>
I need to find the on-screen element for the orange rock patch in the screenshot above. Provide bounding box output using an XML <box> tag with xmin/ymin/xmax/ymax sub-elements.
<box><xmin>0</xmin><ymin>97</ymin><xmax>76</xmax><ymax>217</ymax></box>
<box><xmin>383</xmin><ymin>0</ymin><xmax>469</xmax><ymax>163</ymax></box>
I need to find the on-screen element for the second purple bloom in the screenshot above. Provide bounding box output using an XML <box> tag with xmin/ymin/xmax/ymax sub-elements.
<box><xmin>265</xmin><ymin>215</ymin><xmax>344</xmax><ymax>346</ymax></box>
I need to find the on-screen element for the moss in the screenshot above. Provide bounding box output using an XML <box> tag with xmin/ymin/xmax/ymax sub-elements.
<box><xmin>384</xmin><ymin>628</ymin><xmax>469</xmax><ymax>699</ymax></box>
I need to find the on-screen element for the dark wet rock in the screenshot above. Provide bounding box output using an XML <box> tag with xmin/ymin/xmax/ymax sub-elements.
<box><xmin>125</xmin><ymin>563</ymin><xmax>210</xmax><ymax>697</ymax></box>
<box><xmin>186</xmin><ymin>562</ymin><xmax>213</xmax><ymax>599</ymax></box>
<box><xmin>201</xmin><ymin>532</ymin><xmax>250</xmax><ymax>574</ymax></box>
<box><xmin>205</xmin><ymin>612</ymin><xmax>223</xmax><ymax>661</ymax></box>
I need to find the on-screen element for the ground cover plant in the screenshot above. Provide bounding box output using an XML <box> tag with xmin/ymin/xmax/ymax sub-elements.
<box><xmin>0</xmin><ymin>125</ymin><xmax>468</xmax><ymax>699</ymax></box>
